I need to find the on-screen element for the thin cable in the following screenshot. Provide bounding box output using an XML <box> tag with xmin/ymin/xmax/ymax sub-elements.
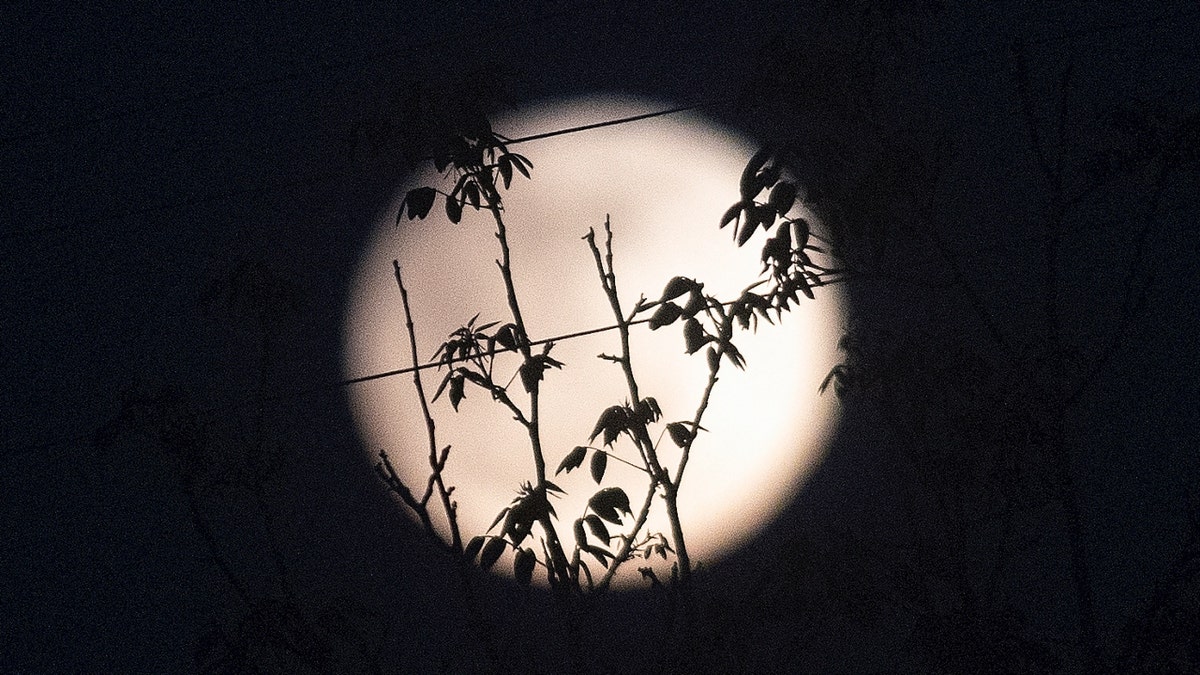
<box><xmin>501</xmin><ymin>101</ymin><xmax>727</xmax><ymax>146</ymax></box>
<box><xmin>340</xmin><ymin>315</ymin><xmax>654</xmax><ymax>387</ymax></box>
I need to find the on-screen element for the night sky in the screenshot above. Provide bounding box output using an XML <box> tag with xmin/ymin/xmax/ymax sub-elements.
<box><xmin>4</xmin><ymin>2</ymin><xmax>1199</xmax><ymax>672</ymax></box>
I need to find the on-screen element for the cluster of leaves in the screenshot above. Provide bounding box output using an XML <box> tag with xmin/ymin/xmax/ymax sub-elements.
<box><xmin>396</xmin><ymin>114</ymin><xmax>533</xmax><ymax>226</ymax></box>
<box><xmin>639</xmin><ymin>148</ymin><xmax>839</xmax><ymax>373</ymax></box>
<box><xmin>426</xmin><ymin>313</ymin><xmax>565</xmax><ymax>412</ymax></box>
<box><xmin>460</xmin><ymin>397</ymin><xmax>684</xmax><ymax>587</ymax></box>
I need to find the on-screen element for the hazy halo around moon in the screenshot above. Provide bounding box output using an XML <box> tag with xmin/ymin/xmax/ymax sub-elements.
<box><xmin>342</xmin><ymin>94</ymin><xmax>844</xmax><ymax>588</ymax></box>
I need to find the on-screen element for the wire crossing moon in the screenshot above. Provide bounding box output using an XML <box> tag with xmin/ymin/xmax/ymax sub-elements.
<box><xmin>343</xmin><ymin>95</ymin><xmax>844</xmax><ymax>587</ymax></box>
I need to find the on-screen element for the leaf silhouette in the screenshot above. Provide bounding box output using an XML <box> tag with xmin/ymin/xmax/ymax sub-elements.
<box><xmin>590</xmin><ymin>449</ymin><xmax>608</xmax><ymax>484</ymax></box>
<box><xmin>736</xmin><ymin>213</ymin><xmax>759</xmax><ymax>247</ymax></box>
<box><xmin>583</xmin><ymin>544</ymin><xmax>611</xmax><ymax>568</ymax></box>
<box><xmin>659</xmin><ymin>276</ymin><xmax>697</xmax><ymax>303</ymax></box>
<box><xmin>556</xmin><ymin>446</ymin><xmax>587</xmax><ymax>475</ymax></box>
<box><xmin>768</xmin><ymin>181</ymin><xmax>797</xmax><ymax>215</ymax></box>
<box><xmin>498</xmin><ymin>155</ymin><xmax>514</xmax><ymax>188</ymax></box>
<box><xmin>479</xmin><ymin>537</ymin><xmax>505</xmax><ymax>571</ymax></box>
<box><xmin>519</xmin><ymin>353</ymin><xmax>564</xmax><ymax>393</ymax></box>
<box><xmin>463</xmin><ymin>181</ymin><xmax>481</xmax><ymax>210</ymax></box>
<box><xmin>589</xmin><ymin>406</ymin><xmax>628</xmax><ymax>447</ymax></box>
<box><xmin>635</xmin><ymin>397</ymin><xmax>662</xmax><ymax>424</ymax></box>
<box><xmin>489</xmin><ymin>323</ymin><xmax>520</xmax><ymax>353</ymax></box>
<box><xmin>683</xmin><ymin>317</ymin><xmax>708</xmax><ymax>354</ymax></box>
<box><xmin>448</xmin><ymin>373</ymin><xmax>465</xmax><ymax>411</ymax></box>
<box><xmin>509</xmin><ymin>153</ymin><xmax>533</xmax><ymax>178</ymax></box>
<box><xmin>589</xmin><ymin>487</ymin><xmax>632</xmax><ymax>525</ymax></box>
<box><xmin>725</xmin><ymin>342</ymin><xmax>747</xmax><ymax>370</ymax></box>
<box><xmin>513</xmin><ymin>548</ymin><xmax>535</xmax><ymax>587</ymax></box>
<box><xmin>584</xmin><ymin>514</ymin><xmax>610</xmax><ymax>545</ymax></box>
<box><xmin>740</xmin><ymin>147</ymin><xmax>773</xmax><ymax>200</ymax></box>
<box><xmin>399</xmin><ymin>187</ymin><xmax>436</xmax><ymax>221</ymax></box>
<box><xmin>648</xmin><ymin>302</ymin><xmax>682</xmax><ymax>330</ymax></box>
<box><xmin>488</xmin><ymin>506</ymin><xmax>511</xmax><ymax>533</ymax></box>
<box><xmin>791</xmin><ymin>217</ymin><xmax>810</xmax><ymax>250</ymax></box>
<box><xmin>445</xmin><ymin>194</ymin><xmax>462</xmax><ymax>224</ymax></box>
<box><xmin>463</xmin><ymin>536</ymin><xmax>485</xmax><ymax>562</ymax></box>
<box><xmin>719</xmin><ymin>202</ymin><xmax>742</xmax><ymax>230</ymax></box>
<box><xmin>666</xmin><ymin>422</ymin><xmax>693</xmax><ymax>448</ymax></box>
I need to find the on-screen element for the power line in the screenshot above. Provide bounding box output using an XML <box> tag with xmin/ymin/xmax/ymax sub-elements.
<box><xmin>340</xmin><ymin>315</ymin><xmax>653</xmax><ymax>387</ymax></box>
<box><xmin>502</xmin><ymin>101</ymin><xmax>727</xmax><ymax>146</ymax></box>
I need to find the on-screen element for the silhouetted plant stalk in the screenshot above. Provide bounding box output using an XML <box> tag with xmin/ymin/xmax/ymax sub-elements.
<box><xmin>381</xmin><ymin>117</ymin><xmax>839</xmax><ymax>601</ymax></box>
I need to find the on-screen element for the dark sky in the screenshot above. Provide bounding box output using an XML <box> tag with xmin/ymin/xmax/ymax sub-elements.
<box><xmin>3</xmin><ymin>2</ymin><xmax>1199</xmax><ymax>672</ymax></box>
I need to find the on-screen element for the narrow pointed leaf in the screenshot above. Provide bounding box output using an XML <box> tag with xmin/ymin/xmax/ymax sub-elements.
<box><xmin>510</xmin><ymin>153</ymin><xmax>532</xmax><ymax>178</ymax></box>
<box><xmin>725</xmin><ymin>342</ymin><xmax>747</xmax><ymax>370</ymax></box>
<box><xmin>431</xmin><ymin>372</ymin><xmax>453</xmax><ymax>403</ymax></box>
<box><xmin>498</xmin><ymin>155</ymin><xmax>514</xmax><ymax>189</ymax></box>
<box><xmin>574</xmin><ymin>518</ymin><xmax>588</xmax><ymax>548</ymax></box>
<box><xmin>445</xmin><ymin>195</ymin><xmax>462</xmax><ymax>224</ymax></box>
<box><xmin>463</xmin><ymin>536</ymin><xmax>485</xmax><ymax>562</ymax></box>
<box><xmin>796</xmin><ymin>273</ymin><xmax>814</xmax><ymax>299</ymax></box>
<box><xmin>556</xmin><ymin>446</ymin><xmax>587</xmax><ymax>475</ymax></box>
<box><xmin>488</xmin><ymin>506</ymin><xmax>511</xmax><ymax>533</ymax></box>
<box><xmin>584</xmin><ymin>545</ymin><xmax>611</xmax><ymax>569</ymax></box>
<box><xmin>719</xmin><ymin>202</ymin><xmax>742</xmax><ymax>230</ymax></box>
<box><xmin>479</xmin><ymin>537</ymin><xmax>506</xmax><ymax>571</ymax></box>
<box><xmin>584</xmin><ymin>515</ymin><xmax>610</xmax><ymax>545</ymax></box>
<box><xmin>740</xmin><ymin>147</ymin><xmax>773</xmax><ymax>200</ymax></box>
<box><xmin>590</xmin><ymin>450</ymin><xmax>608</xmax><ymax>484</ymax></box>
<box><xmin>463</xmin><ymin>181</ymin><xmax>481</xmax><ymax>210</ymax></box>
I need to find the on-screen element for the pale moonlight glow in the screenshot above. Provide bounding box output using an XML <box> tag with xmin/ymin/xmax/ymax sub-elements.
<box><xmin>343</xmin><ymin>95</ymin><xmax>844</xmax><ymax>587</ymax></box>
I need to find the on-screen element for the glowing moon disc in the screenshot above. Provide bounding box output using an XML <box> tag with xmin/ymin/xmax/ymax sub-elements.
<box><xmin>343</xmin><ymin>95</ymin><xmax>843</xmax><ymax>587</ymax></box>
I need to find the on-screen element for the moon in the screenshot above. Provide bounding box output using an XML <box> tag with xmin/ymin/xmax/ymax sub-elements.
<box><xmin>342</xmin><ymin>94</ymin><xmax>844</xmax><ymax>587</ymax></box>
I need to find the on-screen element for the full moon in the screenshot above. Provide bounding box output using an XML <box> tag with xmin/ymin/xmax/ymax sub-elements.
<box><xmin>343</xmin><ymin>95</ymin><xmax>844</xmax><ymax>587</ymax></box>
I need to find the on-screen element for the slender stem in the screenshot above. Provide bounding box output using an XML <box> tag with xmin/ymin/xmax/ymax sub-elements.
<box><xmin>585</xmin><ymin>220</ymin><xmax>667</xmax><ymax>476</ymax></box>
<box><xmin>477</xmin><ymin>170</ymin><xmax>573</xmax><ymax>586</ymax></box>
<box><xmin>585</xmin><ymin>219</ymin><xmax>681</xmax><ymax>591</ymax></box>
<box><xmin>596</xmin><ymin>475</ymin><xmax>658</xmax><ymax>592</ymax></box>
<box><xmin>394</xmin><ymin>260</ymin><xmax>462</xmax><ymax>552</ymax></box>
